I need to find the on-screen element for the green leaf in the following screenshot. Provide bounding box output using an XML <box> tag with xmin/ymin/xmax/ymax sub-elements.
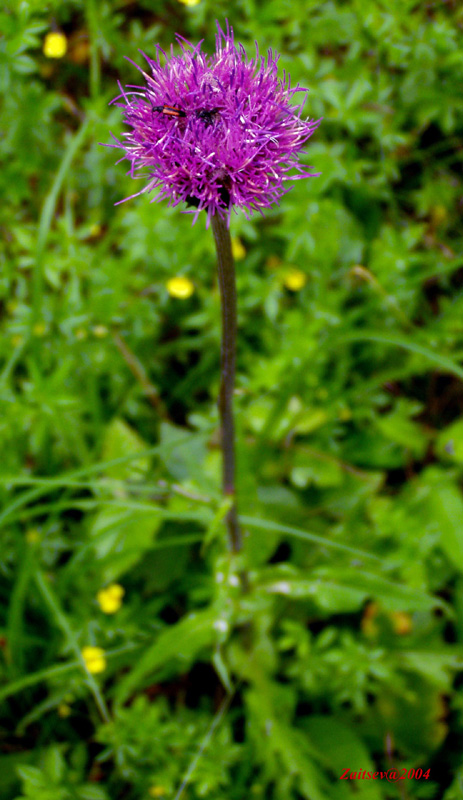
<box><xmin>16</xmin><ymin>765</ymin><xmax>46</xmax><ymax>791</ymax></box>
<box><xmin>88</xmin><ymin>506</ymin><xmax>162</xmax><ymax>582</ymax></box>
<box><xmin>246</xmin><ymin>679</ymin><xmax>328</xmax><ymax>800</ymax></box>
<box><xmin>101</xmin><ymin>418</ymin><xmax>151</xmax><ymax>480</ymax></box>
<box><xmin>241</xmin><ymin>515</ymin><xmax>381</xmax><ymax>562</ymax></box>
<box><xmin>290</xmin><ymin>458</ymin><xmax>343</xmax><ymax>489</ymax></box>
<box><xmin>42</xmin><ymin>747</ymin><xmax>65</xmax><ymax>785</ymax></box>
<box><xmin>115</xmin><ymin>609</ymin><xmax>217</xmax><ymax>706</ymax></box>
<box><xmin>337</xmin><ymin>330</ymin><xmax>463</xmax><ymax>381</ymax></box>
<box><xmin>261</xmin><ymin>566</ymin><xmax>446</xmax><ymax>614</ymax></box>
<box><xmin>435</xmin><ymin>418</ymin><xmax>463</xmax><ymax>464</ymax></box>
<box><xmin>159</xmin><ymin>422</ymin><xmax>208</xmax><ymax>482</ymax></box>
<box><xmin>375</xmin><ymin>400</ymin><xmax>427</xmax><ymax>458</ymax></box>
<box><xmin>263</xmin><ymin>576</ymin><xmax>366</xmax><ymax>612</ymax></box>
<box><xmin>77</xmin><ymin>786</ymin><xmax>108</xmax><ymax>800</ymax></box>
<box><xmin>426</xmin><ymin>480</ymin><xmax>463</xmax><ymax>573</ymax></box>
<box><xmin>400</xmin><ymin>649</ymin><xmax>463</xmax><ymax>687</ymax></box>
<box><xmin>303</xmin><ymin>717</ymin><xmax>382</xmax><ymax>799</ymax></box>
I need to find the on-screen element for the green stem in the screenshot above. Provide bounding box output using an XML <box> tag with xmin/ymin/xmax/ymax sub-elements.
<box><xmin>33</xmin><ymin>118</ymin><xmax>90</xmax><ymax>323</ymax></box>
<box><xmin>210</xmin><ymin>214</ymin><xmax>242</xmax><ymax>554</ymax></box>
<box><xmin>35</xmin><ymin>569</ymin><xmax>110</xmax><ymax>723</ymax></box>
<box><xmin>86</xmin><ymin>0</ymin><xmax>101</xmax><ymax>99</ymax></box>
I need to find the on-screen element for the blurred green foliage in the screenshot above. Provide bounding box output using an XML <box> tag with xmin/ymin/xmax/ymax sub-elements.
<box><xmin>1</xmin><ymin>0</ymin><xmax>463</xmax><ymax>798</ymax></box>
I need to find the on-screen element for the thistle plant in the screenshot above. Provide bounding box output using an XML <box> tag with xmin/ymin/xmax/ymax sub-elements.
<box><xmin>108</xmin><ymin>21</ymin><xmax>320</xmax><ymax>556</ymax></box>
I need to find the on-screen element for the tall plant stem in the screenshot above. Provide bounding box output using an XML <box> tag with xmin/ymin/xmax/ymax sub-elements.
<box><xmin>211</xmin><ymin>214</ymin><xmax>242</xmax><ymax>554</ymax></box>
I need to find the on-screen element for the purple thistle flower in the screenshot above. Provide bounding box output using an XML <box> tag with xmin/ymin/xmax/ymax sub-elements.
<box><xmin>108</xmin><ymin>22</ymin><xmax>321</xmax><ymax>225</ymax></box>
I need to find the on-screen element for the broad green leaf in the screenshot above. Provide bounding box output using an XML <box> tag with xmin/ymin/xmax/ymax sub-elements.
<box><xmin>88</xmin><ymin>506</ymin><xmax>162</xmax><ymax>582</ymax></box>
<box><xmin>264</xmin><ymin>576</ymin><xmax>366</xmax><ymax>612</ymax></box>
<box><xmin>426</xmin><ymin>482</ymin><xmax>463</xmax><ymax>573</ymax></box>
<box><xmin>337</xmin><ymin>330</ymin><xmax>463</xmax><ymax>381</ymax></box>
<box><xmin>304</xmin><ymin>717</ymin><xmax>382</xmax><ymax>799</ymax></box>
<box><xmin>375</xmin><ymin>402</ymin><xmax>427</xmax><ymax>458</ymax></box>
<box><xmin>102</xmin><ymin>418</ymin><xmax>151</xmax><ymax>481</ymax></box>
<box><xmin>400</xmin><ymin>649</ymin><xmax>463</xmax><ymax>688</ymax></box>
<box><xmin>290</xmin><ymin>458</ymin><xmax>343</xmax><ymax>489</ymax></box>
<box><xmin>115</xmin><ymin>609</ymin><xmax>217</xmax><ymax>705</ymax></box>
<box><xmin>246</xmin><ymin>680</ymin><xmax>328</xmax><ymax>800</ymax></box>
<box><xmin>77</xmin><ymin>786</ymin><xmax>108</xmax><ymax>800</ymax></box>
<box><xmin>261</xmin><ymin>567</ymin><xmax>446</xmax><ymax>614</ymax></box>
<box><xmin>159</xmin><ymin>422</ymin><xmax>208</xmax><ymax>482</ymax></box>
<box><xmin>374</xmin><ymin>680</ymin><xmax>447</xmax><ymax>753</ymax></box>
<box><xmin>435</xmin><ymin>418</ymin><xmax>463</xmax><ymax>464</ymax></box>
<box><xmin>42</xmin><ymin>747</ymin><xmax>65</xmax><ymax>784</ymax></box>
<box><xmin>242</xmin><ymin>516</ymin><xmax>381</xmax><ymax>562</ymax></box>
<box><xmin>16</xmin><ymin>765</ymin><xmax>46</xmax><ymax>790</ymax></box>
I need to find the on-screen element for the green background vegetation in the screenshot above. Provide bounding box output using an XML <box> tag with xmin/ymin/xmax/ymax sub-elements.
<box><xmin>1</xmin><ymin>0</ymin><xmax>463</xmax><ymax>798</ymax></box>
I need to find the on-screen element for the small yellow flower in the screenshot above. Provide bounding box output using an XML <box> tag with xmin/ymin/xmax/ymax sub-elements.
<box><xmin>283</xmin><ymin>268</ymin><xmax>307</xmax><ymax>291</ymax></box>
<box><xmin>431</xmin><ymin>205</ymin><xmax>447</xmax><ymax>226</ymax></box>
<box><xmin>338</xmin><ymin>407</ymin><xmax>352</xmax><ymax>421</ymax></box>
<box><xmin>26</xmin><ymin>529</ymin><xmax>40</xmax><ymax>544</ymax></box>
<box><xmin>97</xmin><ymin>584</ymin><xmax>125</xmax><ymax>614</ymax></box>
<box><xmin>166</xmin><ymin>276</ymin><xmax>194</xmax><ymax>299</ymax></box>
<box><xmin>82</xmin><ymin>646</ymin><xmax>106</xmax><ymax>674</ymax></box>
<box><xmin>89</xmin><ymin>223</ymin><xmax>102</xmax><ymax>238</ymax></box>
<box><xmin>58</xmin><ymin>703</ymin><xmax>72</xmax><ymax>718</ymax></box>
<box><xmin>43</xmin><ymin>32</ymin><xmax>68</xmax><ymax>59</ymax></box>
<box><xmin>390</xmin><ymin>611</ymin><xmax>412</xmax><ymax>636</ymax></box>
<box><xmin>92</xmin><ymin>324</ymin><xmax>108</xmax><ymax>338</ymax></box>
<box><xmin>177</xmin><ymin>0</ymin><xmax>200</xmax><ymax>6</ymax></box>
<box><xmin>231</xmin><ymin>237</ymin><xmax>246</xmax><ymax>260</ymax></box>
<box><xmin>149</xmin><ymin>787</ymin><xmax>166</xmax><ymax>798</ymax></box>
<box><xmin>33</xmin><ymin>322</ymin><xmax>48</xmax><ymax>337</ymax></box>
<box><xmin>361</xmin><ymin>601</ymin><xmax>379</xmax><ymax>637</ymax></box>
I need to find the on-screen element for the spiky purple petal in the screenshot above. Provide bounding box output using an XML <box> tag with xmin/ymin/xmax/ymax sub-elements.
<box><xmin>108</xmin><ymin>22</ymin><xmax>321</xmax><ymax>225</ymax></box>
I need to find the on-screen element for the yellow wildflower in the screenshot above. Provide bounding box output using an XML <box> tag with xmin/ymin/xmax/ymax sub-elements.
<box><xmin>92</xmin><ymin>325</ymin><xmax>108</xmax><ymax>338</ymax></box>
<box><xmin>43</xmin><ymin>32</ymin><xmax>67</xmax><ymax>59</ymax></box>
<box><xmin>26</xmin><ymin>529</ymin><xmax>40</xmax><ymax>544</ymax></box>
<box><xmin>361</xmin><ymin>602</ymin><xmax>379</xmax><ymax>637</ymax></box>
<box><xmin>166</xmin><ymin>276</ymin><xmax>194</xmax><ymax>299</ymax></box>
<box><xmin>231</xmin><ymin>237</ymin><xmax>246</xmax><ymax>260</ymax></box>
<box><xmin>391</xmin><ymin>611</ymin><xmax>412</xmax><ymax>635</ymax></box>
<box><xmin>33</xmin><ymin>322</ymin><xmax>48</xmax><ymax>337</ymax></box>
<box><xmin>149</xmin><ymin>787</ymin><xmax>166</xmax><ymax>798</ymax></box>
<box><xmin>82</xmin><ymin>646</ymin><xmax>106</xmax><ymax>674</ymax></box>
<box><xmin>283</xmin><ymin>268</ymin><xmax>307</xmax><ymax>291</ymax></box>
<box><xmin>431</xmin><ymin>205</ymin><xmax>447</xmax><ymax>226</ymax></box>
<box><xmin>58</xmin><ymin>703</ymin><xmax>72</xmax><ymax>718</ymax></box>
<box><xmin>89</xmin><ymin>223</ymin><xmax>102</xmax><ymax>238</ymax></box>
<box><xmin>97</xmin><ymin>584</ymin><xmax>125</xmax><ymax>614</ymax></box>
<box><xmin>177</xmin><ymin>0</ymin><xmax>200</xmax><ymax>5</ymax></box>
<box><xmin>338</xmin><ymin>407</ymin><xmax>352</xmax><ymax>421</ymax></box>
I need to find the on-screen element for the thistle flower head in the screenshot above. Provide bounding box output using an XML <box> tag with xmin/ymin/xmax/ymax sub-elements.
<box><xmin>109</xmin><ymin>22</ymin><xmax>321</xmax><ymax>225</ymax></box>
